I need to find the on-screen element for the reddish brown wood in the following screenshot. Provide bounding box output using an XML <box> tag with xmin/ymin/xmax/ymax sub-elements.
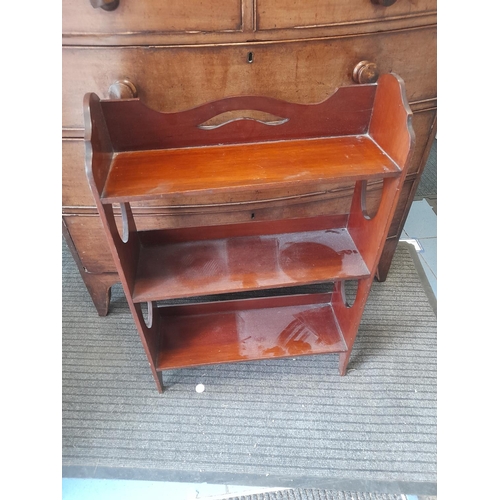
<box><xmin>84</xmin><ymin>73</ymin><xmax>414</xmax><ymax>392</ymax></box>
<box><xmin>331</xmin><ymin>73</ymin><xmax>414</xmax><ymax>373</ymax></box>
<box><xmin>157</xmin><ymin>298</ymin><xmax>346</xmax><ymax>371</ymax></box>
<box><xmin>102</xmin><ymin>136</ymin><xmax>399</xmax><ymax>204</ymax></box>
<box><xmin>85</xmin><ymin>95</ymin><xmax>163</xmax><ymax>392</ymax></box>
<box><xmin>100</xmin><ymin>85</ymin><xmax>376</xmax><ymax>152</ymax></box>
<box><xmin>133</xmin><ymin>225</ymin><xmax>369</xmax><ymax>303</ymax></box>
<box><xmin>138</xmin><ymin>214</ymin><xmax>348</xmax><ymax>244</ymax></box>
<box><xmin>64</xmin><ymin>0</ymin><xmax>436</xmax><ymax>324</ymax></box>
<box><xmin>369</xmin><ymin>73</ymin><xmax>415</xmax><ymax>168</ymax></box>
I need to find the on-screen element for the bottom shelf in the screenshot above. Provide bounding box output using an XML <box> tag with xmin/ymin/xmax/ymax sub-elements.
<box><xmin>156</xmin><ymin>294</ymin><xmax>347</xmax><ymax>371</ymax></box>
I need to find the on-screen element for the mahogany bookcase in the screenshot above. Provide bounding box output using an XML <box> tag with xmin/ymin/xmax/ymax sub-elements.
<box><xmin>84</xmin><ymin>73</ymin><xmax>414</xmax><ymax>393</ymax></box>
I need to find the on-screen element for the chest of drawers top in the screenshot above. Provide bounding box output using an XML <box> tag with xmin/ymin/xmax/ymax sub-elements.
<box><xmin>63</xmin><ymin>0</ymin><xmax>437</xmax><ymax>46</ymax></box>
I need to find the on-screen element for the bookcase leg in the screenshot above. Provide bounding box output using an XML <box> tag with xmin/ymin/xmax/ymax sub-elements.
<box><xmin>375</xmin><ymin>236</ymin><xmax>399</xmax><ymax>282</ymax></box>
<box><xmin>130</xmin><ymin>302</ymin><xmax>164</xmax><ymax>393</ymax></box>
<box><xmin>332</xmin><ymin>278</ymin><xmax>372</xmax><ymax>376</ymax></box>
<box><xmin>338</xmin><ymin>351</ymin><xmax>352</xmax><ymax>376</ymax></box>
<box><xmin>153</xmin><ymin>370</ymin><xmax>164</xmax><ymax>393</ymax></box>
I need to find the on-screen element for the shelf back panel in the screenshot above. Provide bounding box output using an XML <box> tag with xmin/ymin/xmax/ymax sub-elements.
<box><xmin>99</xmin><ymin>85</ymin><xmax>377</xmax><ymax>152</ymax></box>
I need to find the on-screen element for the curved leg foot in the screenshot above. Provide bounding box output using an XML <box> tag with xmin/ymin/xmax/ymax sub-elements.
<box><xmin>63</xmin><ymin>220</ymin><xmax>119</xmax><ymax>316</ymax></box>
<box><xmin>84</xmin><ymin>273</ymin><xmax>118</xmax><ymax>316</ymax></box>
<box><xmin>338</xmin><ymin>351</ymin><xmax>351</xmax><ymax>376</ymax></box>
<box><xmin>376</xmin><ymin>236</ymin><xmax>399</xmax><ymax>282</ymax></box>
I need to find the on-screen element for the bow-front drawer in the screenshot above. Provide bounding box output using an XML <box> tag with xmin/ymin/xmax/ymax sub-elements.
<box><xmin>62</xmin><ymin>25</ymin><xmax>436</xmax><ymax>131</ymax></box>
<box><xmin>62</xmin><ymin>0</ymin><xmax>243</xmax><ymax>36</ymax></box>
<box><xmin>257</xmin><ymin>0</ymin><xmax>436</xmax><ymax>30</ymax></box>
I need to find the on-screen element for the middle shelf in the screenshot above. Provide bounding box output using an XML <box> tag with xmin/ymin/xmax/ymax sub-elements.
<box><xmin>133</xmin><ymin>215</ymin><xmax>369</xmax><ymax>303</ymax></box>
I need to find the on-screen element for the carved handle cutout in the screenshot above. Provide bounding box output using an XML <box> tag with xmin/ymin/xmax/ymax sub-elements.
<box><xmin>360</xmin><ymin>179</ymin><xmax>388</xmax><ymax>220</ymax></box>
<box><xmin>112</xmin><ymin>203</ymin><xmax>130</xmax><ymax>243</ymax></box>
<box><xmin>198</xmin><ymin>110</ymin><xmax>289</xmax><ymax>130</ymax></box>
<box><xmin>340</xmin><ymin>280</ymin><xmax>359</xmax><ymax>309</ymax></box>
<box><xmin>141</xmin><ymin>302</ymin><xmax>154</xmax><ymax>329</ymax></box>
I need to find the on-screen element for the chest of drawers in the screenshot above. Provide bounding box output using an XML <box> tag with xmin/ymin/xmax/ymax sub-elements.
<box><xmin>62</xmin><ymin>0</ymin><xmax>436</xmax><ymax>316</ymax></box>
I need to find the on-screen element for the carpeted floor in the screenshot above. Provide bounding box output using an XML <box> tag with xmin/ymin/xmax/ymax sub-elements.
<box><xmin>225</xmin><ymin>489</ymin><xmax>412</xmax><ymax>500</ymax></box>
<box><xmin>62</xmin><ymin>240</ymin><xmax>437</xmax><ymax>496</ymax></box>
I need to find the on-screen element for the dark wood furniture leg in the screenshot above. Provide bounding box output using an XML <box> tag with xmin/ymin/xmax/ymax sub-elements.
<box><xmin>376</xmin><ymin>116</ymin><xmax>437</xmax><ymax>282</ymax></box>
<box><xmin>62</xmin><ymin>218</ymin><xmax>119</xmax><ymax>316</ymax></box>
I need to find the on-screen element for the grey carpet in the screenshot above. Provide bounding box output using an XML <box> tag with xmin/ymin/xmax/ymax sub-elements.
<box><xmin>415</xmin><ymin>139</ymin><xmax>437</xmax><ymax>199</ymax></box>
<box><xmin>226</xmin><ymin>489</ymin><xmax>409</xmax><ymax>500</ymax></box>
<box><xmin>62</xmin><ymin>241</ymin><xmax>437</xmax><ymax>496</ymax></box>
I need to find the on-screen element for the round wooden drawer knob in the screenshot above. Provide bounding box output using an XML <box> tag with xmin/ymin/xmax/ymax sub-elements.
<box><xmin>90</xmin><ymin>0</ymin><xmax>119</xmax><ymax>11</ymax></box>
<box><xmin>371</xmin><ymin>0</ymin><xmax>398</xmax><ymax>6</ymax></box>
<box><xmin>352</xmin><ymin>61</ymin><xmax>380</xmax><ymax>84</ymax></box>
<box><xmin>108</xmin><ymin>80</ymin><xmax>138</xmax><ymax>99</ymax></box>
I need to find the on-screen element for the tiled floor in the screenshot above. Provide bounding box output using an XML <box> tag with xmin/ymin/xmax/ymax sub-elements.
<box><xmin>400</xmin><ymin>199</ymin><xmax>437</xmax><ymax>301</ymax></box>
<box><xmin>62</xmin><ymin>479</ymin><xmax>289</xmax><ymax>499</ymax></box>
<box><xmin>62</xmin><ymin>202</ymin><xmax>437</xmax><ymax>500</ymax></box>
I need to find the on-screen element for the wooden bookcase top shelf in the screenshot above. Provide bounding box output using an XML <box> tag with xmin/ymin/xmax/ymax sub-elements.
<box><xmin>84</xmin><ymin>73</ymin><xmax>415</xmax><ymax>393</ymax></box>
<box><xmin>101</xmin><ymin>135</ymin><xmax>400</xmax><ymax>204</ymax></box>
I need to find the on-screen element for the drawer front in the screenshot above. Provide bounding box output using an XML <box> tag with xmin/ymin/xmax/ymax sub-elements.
<box><xmin>63</xmin><ymin>0</ymin><xmax>242</xmax><ymax>35</ymax></box>
<box><xmin>257</xmin><ymin>0</ymin><xmax>437</xmax><ymax>30</ymax></box>
<box><xmin>63</xmin><ymin>139</ymin><xmax>93</xmax><ymax>207</ymax></box>
<box><xmin>64</xmin><ymin>215</ymin><xmax>114</xmax><ymax>273</ymax></box>
<box><xmin>62</xmin><ymin>25</ymin><xmax>436</xmax><ymax>131</ymax></box>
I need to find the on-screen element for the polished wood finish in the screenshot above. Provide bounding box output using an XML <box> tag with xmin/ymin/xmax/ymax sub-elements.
<box><xmin>63</xmin><ymin>0</ymin><xmax>436</xmax><ymax>316</ymax></box>
<box><xmin>85</xmin><ymin>74</ymin><xmax>413</xmax><ymax>392</ymax></box>
<box><xmin>157</xmin><ymin>298</ymin><xmax>346</xmax><ymax>370</ymax></box>
<box><xmin>103</xmin><ymin>136</ymin><xmax>399</xmax><ymax>204</ymax></box>
<box><xmin>133</xmin><ymin>224</ymin><xmax>370</xmax><ymax>303</ymax></box>
<box><xmin>63</xmin><ymin>106</ymin><xmax>435</xmax><ymax>210</ymax></box>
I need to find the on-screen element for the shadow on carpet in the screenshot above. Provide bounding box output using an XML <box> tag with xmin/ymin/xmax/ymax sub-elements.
<box><xmin>62</xmin><ymin>241</ymin><xmax>436</xmax><ymax>496</ymax></box>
